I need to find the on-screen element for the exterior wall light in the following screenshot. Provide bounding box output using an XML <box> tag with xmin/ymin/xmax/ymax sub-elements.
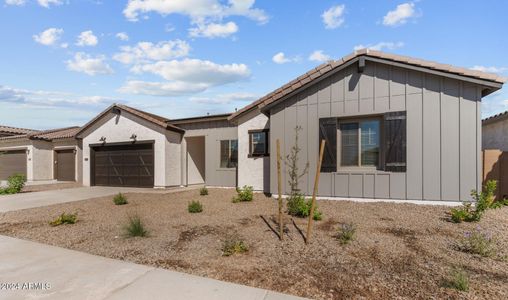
<box><xmin>130</xmin><ymin>134</ymin><xmax>137</xmax><ymax>142</ymax></box>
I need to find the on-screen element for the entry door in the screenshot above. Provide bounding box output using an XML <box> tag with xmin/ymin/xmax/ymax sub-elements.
<box><xmin>55</xmin><ymin>149</ymin><xmax>75</xmax><ymax>181</ymax></box>
<box><xmin>0</xmin><ymin>150</ymin><xmax>27</xmax><ymax>180</ymax></box>
<box><xmin>92</xmin><ymin>143</ymin><xmax>154</xmax><ymax>187</ymax></box>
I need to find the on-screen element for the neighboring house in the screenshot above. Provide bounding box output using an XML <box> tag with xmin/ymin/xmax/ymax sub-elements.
<box><xmin>482</xmin><ymin>110</ymin><xmax>508</xmax><ymax>151</ymax></box>
<box><xmin>0</xmin><ymin>49</ymin><xmax>505</xmax><ymax>202</ymax></box>
<box><xmin>0</xmin><ymin>125</ymin><xmax>37</xmax><ymax>138</ymax></box>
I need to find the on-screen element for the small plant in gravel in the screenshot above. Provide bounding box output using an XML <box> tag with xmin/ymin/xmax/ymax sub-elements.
<box><xmin>49</xmin><ymin>212</ymin><xmax>77</xmax><ymax>226</ymax></box>
<box><xmin>221</xmin><ymin>235</ymin><xmax>248</xmax><ymax>256</ymax></box>
<box><xmin>199</xmin><ymin>187</ymin><xmax>208</xmax><ymax>196</ymax></box>
<box><xmin>0</xmin><ymin>174</ymin><xmax>26</xmax><ymax>195</ymax></box>
<box><xmin>444</xmin><ymin>268</ymin><xmax>469</xmax><ymax>292</ymax></box>
<box><xmin>458</xmin><ymin>227</ymin><xmax>497</xmax><ymax>257</ymax></box>
<box><xmin>450</xmin><ymin>180</ymin><xmax>498</xmax><ymax>223</ymax></box>
<box><xmin>232</xmin><ymin>185</ymin><xmax>253</xmax><ymax>203</ymax></box>
<box><xmin>337</xmin><ymin>223</ymin><xmax>356</xmax><ymax>245</ymax></box>
<box><xmin>123</xmin><ymin>215</ymin><xmax>148</xmax><ymax>237</ymax></box>
<box><xmin>287</xmin><ymin>194</ymin><xmax>322</xmax><ymax>221</ymax></box>
<box><xmin>113</xmin><ymin>193</ymin><xmax>128</xmax><ymax>205</ymax></box>
<box><xmin>188</xmin><ymin>200</ymin><xmax>203</xmax><ymax>213</ymax></box>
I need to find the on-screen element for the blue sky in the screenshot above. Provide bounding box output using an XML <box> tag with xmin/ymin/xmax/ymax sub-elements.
<box><xmin>0</xmin><ymin>0</ymin><xmax>507</xmax><ymax>129</ymax></box>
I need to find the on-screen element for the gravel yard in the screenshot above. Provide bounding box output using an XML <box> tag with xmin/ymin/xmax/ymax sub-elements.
<box><xmin>0</xmin><ymin>188</ymin><xmax>507</xmax><ymax>299</ymax></box>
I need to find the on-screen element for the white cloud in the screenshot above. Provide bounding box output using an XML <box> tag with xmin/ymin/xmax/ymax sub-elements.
<box><xmin>382</xmin><ymin>2</ymin><xmax>416</xmax><ymax>26</ymax></box>
<box><xmin>5</xmin><ymin>0</ymin><xmax>25</xmax><ymax>6</ymax></box>
<box><xmin>189</xmin><ymin>21</ymin><xmax>238</xmax><ymax>38</ymax></box>
<box><xmin>76</xmin><ymin>30</ymin><xmax>98</xmax><ymax>47</ymax></box>
<box><xmin>123</xmin><ymin>0</ymin><xmax>268</xmax><ymax>24</ymax></box>
<box><xmin>309</xmin><ymin>50</ymin><xmax>331</xmax><ymax>62</ymax></box>
<box><xmin>37</xmin><ymin>0</ymin><xmax>62</xmax><ymax>8</ymax></box>
<box><xmin>0</xmin><ymin>85</ymin><xmax>116</xmax><ymax>108</ymax></box>
<box><xmin>353</xmin><ymin>41</ymin><xmax>404</xmax><ymax>51</ymax></box>
<box><xmin>118</xmin><ymin>80</ymin><xmax>209</xmax><ymax>96</ymax></box>
<box><xmin>482</xmin><ymin>89</ymin><xmax>508</xmax><ymax>118</ymax></box>
<box><xmin>116</xmin><ymin>32</ymin><xmax>129</xmax><ymax>41</ymax></box>
<box><xmin>322</xmin><ymin>4</ymin><xmax>345</xmax><ymax>29</ymax></box>
<box><xmin>66</xmin><ymin>52</ymin><xmax>113</xmax><ymax>76</ymax></box>
<box><xmin>190</xmin><ymin>92</ymin><xmax>257</xmax><ymax>104</ymax></box>
<box><xmin>470</xmin><ymin>66</ymin><xmax>508</xmax><ymax>74</ymax></box>
<box><xmin>113</xmin><ymin>40</ymin><xmax>191</xmax><ymax>65</ymax></box>
<box><xmin>33</xmin><ymin>28</ymin><xmax>64</xmax><ymax>46</ymax></box>
<box><xmin>272</xmin><ymin>52</ymin><xmax>300</xmax><ymax>64</ymax></box>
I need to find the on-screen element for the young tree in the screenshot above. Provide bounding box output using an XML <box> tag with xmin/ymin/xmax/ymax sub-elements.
<box><xmin>285</xmin><ymin>126</ymin><xmax>309</xmax><ymax>197</ymax></box>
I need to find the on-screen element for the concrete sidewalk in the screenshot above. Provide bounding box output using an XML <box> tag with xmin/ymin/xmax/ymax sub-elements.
<box><xmin>0</xmin><ymin>235</ymin><xmax>308</xmax><ymax>300</ymax></box>
<box><xmin>0</xmin><ymin>186</ymin><xmax>196</xmax><ymax>213</ymax></box>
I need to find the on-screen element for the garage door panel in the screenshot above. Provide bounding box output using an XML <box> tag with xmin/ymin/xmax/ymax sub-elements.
<box><xmin>0</xmin><ymin>150</ymin><xmax>27</xmax><ymax>180</ymax></box>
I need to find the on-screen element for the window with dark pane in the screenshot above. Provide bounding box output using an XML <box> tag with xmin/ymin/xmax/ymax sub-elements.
<box><xmin>340</xmin><ymin>123</ymin><xmax>359</xmax><ymax>166</ymax></box>
<box><xmin>360</xmin><ymin>120</ymin><xmax>380</xmax><ymax>166</ymax></box>
<box><xmin>220</xmin><ymin>140</ymin><xmax>238</xmax><ymax>168</ymax></box>
<box><xmin>339</xmin><ymin>119</ymin><xmax>381</xmax><ymax>167</ymax></box>
<box><xmin>248</xmin><ymin>130</ymin><xmax>269</xmax><ymax>156</ymax></box>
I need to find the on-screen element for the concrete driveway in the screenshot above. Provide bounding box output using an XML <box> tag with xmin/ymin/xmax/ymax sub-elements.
<box><xmin>0</xmin><ymin>235</ymin><xmax>306</xmax><ymax>300</ymax></box>
<box><xmin>0</xmin><ymin>186</ymin><xmax>190</xmax><ymax>213</ymax></box>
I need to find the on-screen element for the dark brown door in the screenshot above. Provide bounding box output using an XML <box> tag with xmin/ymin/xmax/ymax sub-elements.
<box><xmin>92</xmin><ymin>143</ymin><xmax>154</xmax><ymax>187</ymax></box>
<box><xmin>55</xmin><ymin>149</ymin><xmax>75</xmax><ymax>181</ymax></box>
<box><xmin>0</xmin><ymin>150</ymin><xmax>27</xmax><ymax>180</ymax></box>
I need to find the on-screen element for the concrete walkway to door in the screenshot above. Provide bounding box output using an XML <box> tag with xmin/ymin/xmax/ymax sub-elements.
<box><xmin>0</xmin><ymin>235</ymin><xmax>307</xmax><ymax>300</ymax></box>
<box><xmin>0</xmin><ymin>186</ymin><xmax>196</xmax><ymax>213</ymax></box>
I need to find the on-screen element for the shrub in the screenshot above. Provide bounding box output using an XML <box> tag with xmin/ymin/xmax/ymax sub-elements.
<box><xmin>188</xmin><ymin>200</ymin><xmax>203</xmax><ymax>213</ymax></box>
<box><xmin>458</xmin><ymin>227</ymin><xmax>497</xmax><ymax>257</ymax></box>
<box><xmin>123</xmin><ymin>215</ymin><xmax>148</xmax><ymax>237</ymax></box>
<box><xmin>449</xmin><ymin>180</ymin><xmax>499</xmax><ymax>223</ymax></box>
<box><xmin>49</xmin><ymin>212</ymin><xmax>77</xmax><ymax>226</ymax></box>
<box><xmin>199</xmin><ymin>187</ymin><xmax>208</xmax><ymax>196</ymax></box>
<box><xmin>337</xmin><ymin>223</ymin><xmax>356</xmax><ymax>245</ymax></box>
<box><xmin>286</xmin><ymin>194</ymin><xmax>322</xmax><ymax>221</ymax></box>
<box><xmin>113</xmin><ymin>193</ymin><xmax>128</xmax><ymax>205</ymax></box>
<box><xmin>232</xmin><ymin>185</ymin><xmax>253</xmax><ymax>203</ymax></box>
<box><xmin>444</xmin><ymin>268</ymin><xmax>469</xmax><ymax>292</ymax></box>
<box><xmin>221</xmin><ymin>235</ymin><xmax>248</xmax><ymax>256</ymax></box>
<box><xmin>0</xmin><ymin>174</ymin><xmax>26</xmax><ymax>195</ymax></box>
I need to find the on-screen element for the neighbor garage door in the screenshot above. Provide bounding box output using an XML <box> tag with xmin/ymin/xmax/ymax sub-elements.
<box><xmin>0</xmin><ymin>150</ymin><xmax>27</xmax><ymax>180</ymax></box>
<box><xmin>91</xmin><ymin>143</ymin><xmax>154</xmax><ymax>187</ymax></box>
<box><xmin>55</xmin><ymin>149</ymin><xmax>75</xmax><ymax>181</ymax></box>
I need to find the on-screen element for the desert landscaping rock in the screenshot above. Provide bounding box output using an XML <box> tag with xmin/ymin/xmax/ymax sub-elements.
<box><xmin>1</xmin><ymin>188</ymin><xmax>507</xmax><ymax>299</ymax></box>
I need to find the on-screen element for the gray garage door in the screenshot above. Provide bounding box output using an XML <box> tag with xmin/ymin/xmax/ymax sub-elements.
<box><xmin>91</xmin><ymin>143</ymin><xmax>154</xmax><ymax>187</ymax></box>
<box><xmin>0</xmin><ymin>150</ymin><xmax>27</xmax><ymax>180</ymax></box>
<box><xmin>55</xmin><ymin>149</ymin><xmax>75</xmax><ymax>181</ymax></box>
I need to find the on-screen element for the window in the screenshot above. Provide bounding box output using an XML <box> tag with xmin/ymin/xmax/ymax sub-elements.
<box><xmin>248</xmin><ymin>129</ymin><xmax>269</xmax><ymax>157</ymax></box>
<box><xmin>220</xmin><ymin>140</ymin><xmax>238</xmax><ymax>168</ymax></box>
<box><xmin>339</xmin><ymin>119</ymin><xmax>380</xmax><ymax>167</ymax></box>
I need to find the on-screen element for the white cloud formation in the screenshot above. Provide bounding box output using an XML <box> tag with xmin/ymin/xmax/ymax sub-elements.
<box><xmin>482</xmin><ymin>90</ymin><xmax>508</xmax><ymax>118</ymax></box>
<box><xmin>382</xmin><ymin>2</ymin><xmax>416</xmax><ymax>26</ymax></box>
<box><xmin>0</xmin><ymin>85</ymin><xmax>116</xmax><ymax>108</ymax></box>
<box><xmin>190</xmin><ymin>92</ymin><xmax>257</xmax><ymax>104</ymax></box>
<box><xmin>123</xmin><ymin>0</ymin><xmax>268</xmax><ymax>23</ymax></box>
<box><xmin>76</xmin><ymin>30</ymin><xmax>98</xmax><ymax>47</ymax></box>
<box><xmin>33</xmin><ymin>28</ymin><xmax>64</xmax><ymax>46</ymax></box>
<box><xmin>66</xmin><ymin>52</ymin><xmax>113</xmax><ymax>76</ymax></box>
<box><xmin>37</xmin><ymin>0</ymin><xmax>62</xmax><ymax>8</ymax></box>
<box><xmin>309</xmin><ymin>50</ymin><xmax>331</xmax><ymax>62</ymax></box>
<box><xmin>322</xmin><ymin>4</ymin><xmax>345</xmax><ymax>29</ymax></box>
<box><xmin>118</xmin><ymin>80</ymin><xmax>209</xmax><ymax>96</ymax></box>
<box><xmin>5</xmin><ymin>0</ymin><xmax>26</xmax><ymax>6</ymax></box>
<box><xmin>189</xmin><ymin>21</ymin><xmax>238</xmax><ymax>38</ymax></box>
<box><xmin>116</xmin><ymin>32</ymin><xmax>129</xmax><ymax>41</ymax></box>
<box><xmin>353</xmin><ymin>41</ymin><xmax>404</xmax><ymax>51</ymax></box>
<box><xmin>113</xmin><ymin>40</ymin><xmax>191</xmax><ymax>65</ymax></box>
<box><xmin>470</xmin><ymin>66</ymin><xmax>508</xmax><ymax>74</ymax></box>
<box><xmin>272</xmin><ymin>52</ymin><xmax>300</xmax><ymax>64</ymax></box>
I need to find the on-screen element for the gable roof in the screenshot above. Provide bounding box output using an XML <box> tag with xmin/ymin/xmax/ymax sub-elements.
<box><xmin>483</xmin><ymin>110</ymin><xmax>508</xmax><ymax>126</ymax></box>
<box><xmin>0</xmin><ymin>125</ymin><xmax>38</xmax><ymax>136</ymax></box>
<box><xmin>229</xmin><ymin>49</ymin><xmax>507</xmax><ymax>121</ymax></box>
<box><xmin>168</xmin><ymin>113</ymin><xmax>232</xmax><ymax>125</ymax></box>
<box><xmin>75</xmin><ymin>103</ymin><xmax>184</xmax><ymax>138</ymax></box>
<box><xmin>0</xmin><ymin>126</ymin><xmax>80</xmax><ymax>141</ymax></box>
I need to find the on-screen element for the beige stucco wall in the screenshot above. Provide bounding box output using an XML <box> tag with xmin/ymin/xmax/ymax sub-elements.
<box><xmin>237</xmin><ymin>110</ymin><xmax>270</xmax><ymax>192</ymax></box>
<box><xmin>80</xmin><ymin>110</ymin><xmax>181</xmax><ymax>188</ymax></box>
<box><xmin>31</xmin><ymin>140</ymin><xmax>53</xmax><ymax>181</ymax></box>
<box><xmin>483</xmin><ymin>118</ymin><xmax>508</xmax><ymax>151</ymax></box>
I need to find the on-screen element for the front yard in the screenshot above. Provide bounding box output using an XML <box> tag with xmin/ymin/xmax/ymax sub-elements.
<box><xmin>0</xmin><ymin>188</ymin><xmax>507</xmax><ymax>299</ymax></box>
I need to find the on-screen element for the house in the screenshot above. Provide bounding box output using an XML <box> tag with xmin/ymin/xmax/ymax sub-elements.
<box><xmin>482</xmin><ymin>110</ymin><xmax>508</xmax><ymax>151</ymax></box>
<box><xmin>0</xmin><ymin>49</ymin><xmax>505</xmax><ymax>202</ymax></box>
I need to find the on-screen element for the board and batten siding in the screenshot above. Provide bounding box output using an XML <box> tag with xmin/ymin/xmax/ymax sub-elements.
<box><xmin>269</xmin><ymin>61</ymin><xmax>482</xmax><ymax>201</ymax></box>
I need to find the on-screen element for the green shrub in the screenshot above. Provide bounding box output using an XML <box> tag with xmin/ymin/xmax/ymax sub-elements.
<box><xmin>449</xmin><ymin>180</ymin><xmax>499</xmax><ymax>223</ymax></box>
<box><xmin>221</xmin><ymin>236</ymin><xmax>248</xmax><ymax>256</ymax></box>
<box><xmin>199</xmin><ymin>187</ymin><xmax>209</xmax><ymax>196</ymax></box>
<box><xmin>113</xmin><ymin>193</ymin><xmax>128</xmax><ymax>205</ymax></box>
<box><xmin>123</xmin><ymin>215</ymin><xmax>148</xmax><ymax>237</ymax></box>
<box><xmin>49</xmin><ymin>213</ymin><xmax>77</xmax><ymax>226</ymax></box>
<box><xmin>0</xmin><ymin>174</ymin><xmax>26</xmax><ymax>195</ymax></box>
<box><xmin>337</xmin><ymin>223</ymin><xmax>356</xmax><ymax>245</ymax></box>
<box><xmin>188</xmin><ymin>200</ymin><xmax>203</xmax><ymax>213</ymax></box>
<box><xmin>286</xmin><ymin>194</ymin><xmax>322</xmax><ymax>221</ymax></box>
<box><xmin>444</xmin><ymin>268</ymin><xmax>469</xmax><ymax>292</ymax></box>
<box><xmin>459</xmin><ymin>227</ymin><xmax>497</xmax><ymax>257</ymax></box>
<box><xmin>232</xmin><ymin>185</ymin><xmax>253</xmax><ymax>203</ymax></box>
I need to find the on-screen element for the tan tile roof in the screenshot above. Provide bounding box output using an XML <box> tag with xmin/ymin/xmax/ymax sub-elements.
<box><xmin>168</xmin><ymin>113</ymin><xmax>232</xmax><ymax>125</ymax></box>
<box><xmin>0</xmin><ymin>125</ymin><xmax>37</xmax><ymax>136</ymax></box>
<box><xmin>0</xmin><ymin>126</ymin><xmax>80</xmax><ymax>141</ymax></box>
<box><xmin>229</xmin><ymin>49</ymin><xmax>507</xmax><ymax>120</ymax></box>
<box><xmin>482</xmin><ymin>110</ymin><xmax>508</xmax><ymax>125</ymax></box>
